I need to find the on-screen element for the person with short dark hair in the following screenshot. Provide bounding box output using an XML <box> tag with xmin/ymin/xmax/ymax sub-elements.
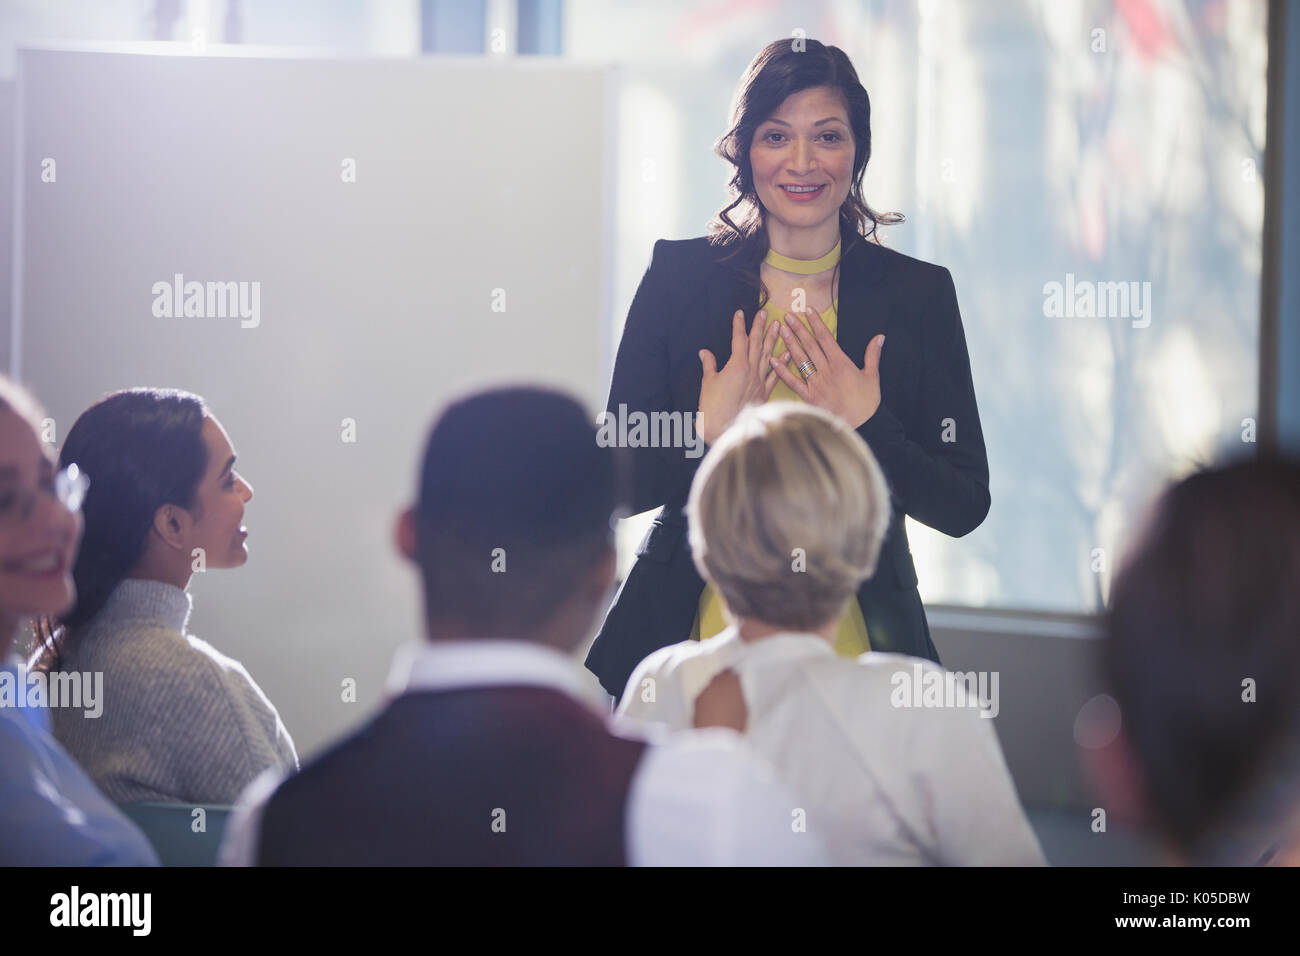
<box><xmin>220</xmin><ymin>386</ymin><xmax>826</xmax><ymax>866</ymax></box>
<box><xmin>1090</xmin><ymin>454</ymin><xmax>1300</xmax><ymax>865</ymax></box>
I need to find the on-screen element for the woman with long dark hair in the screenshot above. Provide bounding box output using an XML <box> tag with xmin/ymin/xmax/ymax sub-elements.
<box><xmin>586</xmin><ymin>38</ymin><xmax>991</xmax><ymax>699</ymax></box>
<box><xmin>33</xmin><ymin>387</ymin><xmax>297</xmax><ymax>804</ymax></box>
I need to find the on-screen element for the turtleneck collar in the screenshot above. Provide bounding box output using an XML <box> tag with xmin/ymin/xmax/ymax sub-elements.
<box><xmin>94</xmin><ymin>578</ymin><xmax>193</xmax><ymax>634</ymax></box>
<box><xmin>764</xmin><ymin>237</ymin><xmax>842</xmax><ymax>275</ymax></box>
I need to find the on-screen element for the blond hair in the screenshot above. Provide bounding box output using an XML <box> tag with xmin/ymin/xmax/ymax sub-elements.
<box><xmin>687</xmin><ymin>403</ymin><xmax>891</xmax><ymax>632</ymax></box>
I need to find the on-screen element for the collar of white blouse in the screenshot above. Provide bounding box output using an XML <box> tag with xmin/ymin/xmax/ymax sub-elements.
<box><xmin>712</xmin><ymin>625</ymin><xmax>838</xmax><ymax>670</ymax></box>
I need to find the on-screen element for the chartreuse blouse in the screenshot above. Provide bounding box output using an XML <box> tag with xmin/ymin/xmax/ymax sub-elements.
<box><xmin>690</xmin><ymin>237</ymin><xmax>872</xmax><ymax>656</ymax></box>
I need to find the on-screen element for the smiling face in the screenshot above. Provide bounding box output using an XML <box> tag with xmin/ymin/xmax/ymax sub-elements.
<box><xmin>0</xmin><ymin>410</ymin><xmax>82</xmax><ymax>619</ymax></box>
<box><xmin>748</xmin><ymin>85</ymin><xmax>856</xmax><ymax>236</ymax></box>
<box><xmin>181</xmin><ymin>416</ymin><xmax>254</xmax><ymax>569</ymax></box>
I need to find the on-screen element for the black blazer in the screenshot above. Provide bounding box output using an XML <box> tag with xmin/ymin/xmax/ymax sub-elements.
<box><xmin>585</xmin><ymin>220</ymin><xmax>991</xmax><ymax>700</ymax></box>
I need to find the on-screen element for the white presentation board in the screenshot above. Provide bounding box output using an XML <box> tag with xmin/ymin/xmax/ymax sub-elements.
<box><xmin>12</xmin><ymin>44</ymin><xmax>615</xmax><ymax>756</ymax></box>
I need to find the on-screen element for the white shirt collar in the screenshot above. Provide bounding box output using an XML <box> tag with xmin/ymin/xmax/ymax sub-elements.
<box><xmin>712</xmin><ymin>625</ymin><xmax>837</xmax><ymax>667</ymax></box>
<box><xmin>386</xmin><ymin>638</ymin><xmax>598</xmax><ymax>705</ymax></box>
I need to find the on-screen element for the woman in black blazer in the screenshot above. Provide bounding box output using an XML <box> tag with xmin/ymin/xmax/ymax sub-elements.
<box><xmin>585</xmin><ymin>38</ymin><xmax>990</xmax><ymax>700</ymax></box>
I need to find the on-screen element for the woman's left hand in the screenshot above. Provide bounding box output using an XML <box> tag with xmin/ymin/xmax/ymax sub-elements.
<box><xmin>768</xmin><ymin>306</ymin><xmax>884</xmax><ymax>429</ymax></box>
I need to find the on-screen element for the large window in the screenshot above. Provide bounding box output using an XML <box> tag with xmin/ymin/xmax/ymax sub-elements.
<box><xmin>1</xmin><ymin>0</ymin><xmax>1267</xmax><ymax>615</ymax></box>
<box><xmin>566</xmin><ymin>0</ymin><xmax>1267</xmax><ymax>615</ymax></box>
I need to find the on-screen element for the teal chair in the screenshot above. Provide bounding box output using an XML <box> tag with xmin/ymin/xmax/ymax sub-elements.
<box><xmin>117</xmin><ymin>802</ymin><xmax>233</xmax><ymax>866</ymax></box>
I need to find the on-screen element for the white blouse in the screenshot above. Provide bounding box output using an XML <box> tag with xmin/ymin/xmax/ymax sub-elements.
<box><xmin>617</xmin><ymin>627</ymin><xmax>1046</xmax><ymax>866</ymax></box>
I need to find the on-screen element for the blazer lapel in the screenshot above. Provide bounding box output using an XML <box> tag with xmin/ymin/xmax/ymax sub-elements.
<box><xmin>680</xmin><ymin>249</ymin><xmax>757</xmax><ymax>413</ymax></box>
<box><xmin>703</xmin><ymin>252</ymin><xmax>760</xmax><ymax>365</ymax></box>
<box><xmin>834</xmin><ymin>225</ymin><xmax>891</xmax><ymax>372</ymax></box>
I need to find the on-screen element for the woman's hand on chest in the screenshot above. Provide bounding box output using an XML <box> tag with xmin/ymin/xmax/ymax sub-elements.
<box><xmin>768</xmin><ymin>304</ymin><xmax>885</xmax><ymax>429</ymax></box>
<box><xmin>696</xmin><ymin>308</ymin><xmax>782</xmax><ymax>445</ymax></box>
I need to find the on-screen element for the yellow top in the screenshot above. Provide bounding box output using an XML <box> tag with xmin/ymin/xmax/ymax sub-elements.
<box><xmin>690</xmin><ymin>238</ymin><xmax>872</xmax><ymax>656</ymax></box>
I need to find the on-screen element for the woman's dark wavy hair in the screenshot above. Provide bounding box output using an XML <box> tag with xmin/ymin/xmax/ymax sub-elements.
<box><xmin>708</xmin><ymin>37</ymin><xmax>903</xmax><ymax>309</ymax></box>
<box><xmin>32</xmin><ymin>388</ymin><xmax>209</xmax><ymax>671</ymax></box>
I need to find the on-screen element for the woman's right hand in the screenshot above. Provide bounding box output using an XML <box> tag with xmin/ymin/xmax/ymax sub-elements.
<box><xmin>697</xmin><ymin>309</ymin><xmax>781</xmax><ymax>446</ymax></box>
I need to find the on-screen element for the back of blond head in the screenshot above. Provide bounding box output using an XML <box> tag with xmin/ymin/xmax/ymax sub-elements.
<box><xmin>687</xmin><ymin>403</ymin><xmax>891</xmax><ymax>632</ymax></box>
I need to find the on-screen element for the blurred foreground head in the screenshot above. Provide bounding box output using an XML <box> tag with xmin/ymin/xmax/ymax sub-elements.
<box><xmin>1101</xmin><ymin>454</ymin><xmax>1300</xmax><ymax>863</ymax></box>
<box><xmin>0</xmin><ymin>377</ymin><xmax>82</xmax><ymax>633</ymax></box>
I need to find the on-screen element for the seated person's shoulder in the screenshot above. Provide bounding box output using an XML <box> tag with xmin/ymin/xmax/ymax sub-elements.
<box><xmin>636</xmin><ymin>638</ymin><xmax>710</xmax><ymax>678</ymax></box>
<box><xmin>167</xmin><ymin>633</ymin><xmax>267</xmax><ymax>698</ymax></box>
<box><xmin>617</xmin><ymin>639</ymin><xmax>721</xmax><ymax>727</ymax></box>
<box><xmin>109</xmin><ymin>627</ymin><xmax>261</xmax><ymax>717</ymax></box>
<box><xmin>851</xmin><ymin>650</ymin><xmax>944</xmax><ymax>679</ymax></box>
<box><xmin>851</xmin><ymin>651</ymin><xmax>1001</xmax><ymax>737</ymax></box>
<box><xmin>183</xmin><ymin>636</ymin><xmax>285</xmax><ymax>725</ymax></box>
<box><xmin>0</xmin><ymin>712</ymin><xmax>39</xmax><ymax>761</ymax></box>
<box><xmin>101</xmin><ymin>622</ymin><xmax>219</xmax><ymax>676</ymax></box>
<box><xmin>183</xmin><ymin>632</ymin><xmax>245</xmax><ymax>674</ymax></box>
<box><xmin>802</xmin><ymin>648</ymin><xmax>929</xmax><ymax>694</ymax></box>
<box><xmin>810</xmin><ymin>651</ymin><xmax>963</xmax><ymax>725</ymax></box>
<box><xmin>626</xmin><ymin>636</ymin><xmax>732</xmax><ymax>696</ymax></box>
<box><xmin>68</xmin><ymin>624</ymin><xmax>218</xmax><ymax>711</ymax></box>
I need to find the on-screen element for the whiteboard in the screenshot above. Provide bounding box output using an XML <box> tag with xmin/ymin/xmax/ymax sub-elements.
<box><xmin>12</xmin><ymin>44</ymin><xmax>615</xmax><ymax>758</ymax></box>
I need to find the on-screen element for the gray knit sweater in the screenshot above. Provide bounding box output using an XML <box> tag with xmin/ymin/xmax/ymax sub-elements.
<box><xmin>50</xmin><ymin>578</ymin><xmax>298</xmax><ymax>805</ymax></box>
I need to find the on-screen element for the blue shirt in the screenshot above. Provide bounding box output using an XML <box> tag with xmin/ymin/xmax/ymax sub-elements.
<box><xmin>0</xmin><ymin>655</ymin><xmax>158</xmax><ymax>865</ymax></box>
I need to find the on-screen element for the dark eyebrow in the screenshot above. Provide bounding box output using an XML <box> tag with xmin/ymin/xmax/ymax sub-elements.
<box><xmin>762</xmin><ymin>117</ymin><xmax>847</xmax><ymax>127</ymax></box>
